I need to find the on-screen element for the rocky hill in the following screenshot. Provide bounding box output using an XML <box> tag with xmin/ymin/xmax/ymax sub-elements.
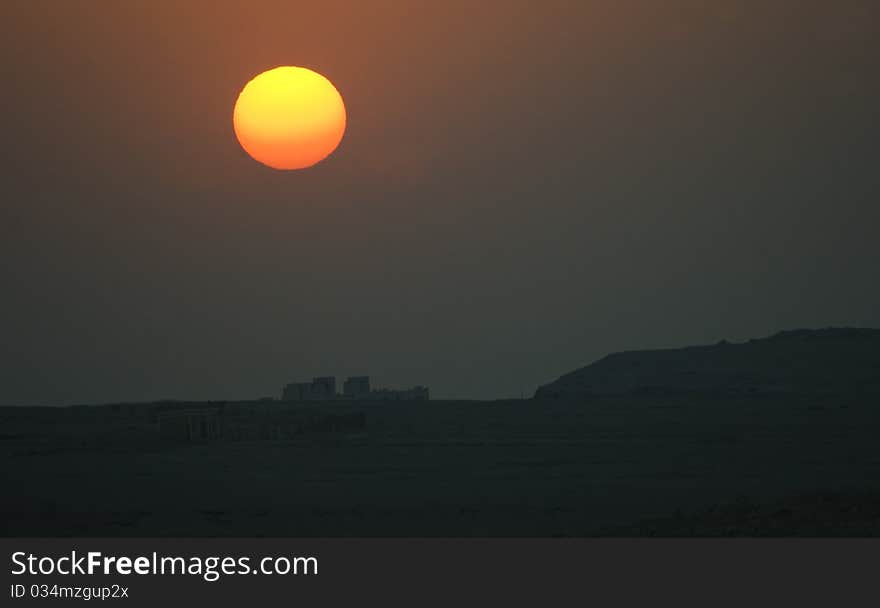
<box><xmin>535</xmin><ymin>328</ymin><xmax>880</xmax><ymax>399</ymax></box>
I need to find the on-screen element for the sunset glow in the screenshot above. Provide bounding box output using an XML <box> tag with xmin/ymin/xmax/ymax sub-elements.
<box><xmin>233</xmin><ymin>66</ymin><xmax>346</xmax><ymax>170</ymax></box>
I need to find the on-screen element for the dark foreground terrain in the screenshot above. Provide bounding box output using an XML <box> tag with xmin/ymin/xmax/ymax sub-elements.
<box><xmin>3</xmin><ymin>393</ymin><xmax>880</xmax><ymax>536</ymax></box>
<box><xmin>603</xmin><ymin>491</ymin><xmax>880</xmax><ymax>536</ymax></box>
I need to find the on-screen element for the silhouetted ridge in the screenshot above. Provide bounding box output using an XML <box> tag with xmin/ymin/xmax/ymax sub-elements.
<box><xmin>535</xmin><ymin>327</ymin><xmax>880</xmax><ymax>399</ymax></box>
<box><xmin>764</xmin><ymin>327</ymin><xmax>880</xmax><ymax>342</ymax></box>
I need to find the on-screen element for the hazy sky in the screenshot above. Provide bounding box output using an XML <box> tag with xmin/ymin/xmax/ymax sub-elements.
<box><xmin>2</xmin><ymin>1</ymin><xmax>878</xmax><ymax>404</ymax></box>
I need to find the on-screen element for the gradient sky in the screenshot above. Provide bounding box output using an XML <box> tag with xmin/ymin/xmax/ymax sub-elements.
<box><xmin>2</xmin><ymin>1</ymin><xmax>879</xmax><ymax>404</ymax></box>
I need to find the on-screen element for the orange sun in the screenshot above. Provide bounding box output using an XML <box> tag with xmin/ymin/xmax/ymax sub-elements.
<box><xmin>233</xmin><ymin>66</ymin><xmax>346</xmax><ymax>170</ymax></box>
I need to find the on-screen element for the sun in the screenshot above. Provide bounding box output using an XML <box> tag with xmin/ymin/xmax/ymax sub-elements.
<box><xmin>233</xmin><ymin>66</ymin><xmax>346</xmax><ymax>170</ymax></box>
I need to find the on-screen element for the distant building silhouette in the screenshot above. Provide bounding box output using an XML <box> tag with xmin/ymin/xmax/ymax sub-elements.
<box><xmin>281</xmin><ymin>382</ymin><xmax>311</xmax><ymax>401</ymax></box>
<box><xmin>281</xmin><ymin>375</ymin><xmax>429</xmax><ymax>401</ymax></box>
<box><xmin>343</xmin><ymin>376</ymin><xmax>371</xmax><ymax>399</ymax></box>
<box><xmin>282</xmin><ymin>377</ymin><xmax>336</xmax><ymax>401</ymax></box>
<box><xmin>311</xmin><ymin>376</ymin><xmax>336</xmax><ymax>399</ymax></box>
